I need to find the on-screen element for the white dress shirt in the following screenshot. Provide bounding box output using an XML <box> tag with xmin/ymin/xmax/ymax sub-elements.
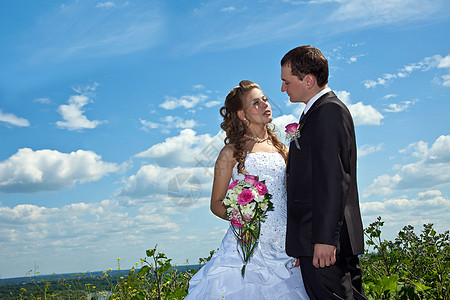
<box><xmin>303</xmin><ymin>87</ymin><xmax>331</xmax><ymax>115</ymax></box>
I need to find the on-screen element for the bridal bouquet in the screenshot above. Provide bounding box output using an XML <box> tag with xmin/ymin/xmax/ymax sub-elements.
<box><xmin>222</xmin><ymin>174</ymin><xmax>273</xmax><ymax>277</ymax></box>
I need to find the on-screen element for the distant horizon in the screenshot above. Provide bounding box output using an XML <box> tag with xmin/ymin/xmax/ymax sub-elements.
<box><xmin>1</xmin><ymin>0</ymin><xmax>449</xmax><ymax>279</ymax></box>
<box><xmin>0</xmin><ymin>264</ymin><xmax>201</xmax><ymax>281</ymax></box>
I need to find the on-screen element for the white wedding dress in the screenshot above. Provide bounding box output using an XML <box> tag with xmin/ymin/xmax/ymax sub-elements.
<box><xmin>185</xmin><ymin>152</ymin><xmax>309</xmax><ymax>300</ymax></box>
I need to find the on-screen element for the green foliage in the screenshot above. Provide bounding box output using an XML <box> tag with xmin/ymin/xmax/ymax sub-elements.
<box><xmin>1</xmin><ymin>272</ymin><xmax>118</xmax><ymax>299</ymax></box>
<box><xmin>111</xmin><ymin>245</ymin><xmax>195</xmax><ymax>300</ymax></box>
<box><xmin>198</xmin><ymin>248</ymin><xmax>217</xmax><ymax>266</ymax></box>
<box><xmin>2</xmin><ymin>219</ymin><xmax>448</xmax><ymax>299</ymax></box>
<box><xmin>361</xmin><ymin>216</ymin><xmax>449</xmax><ymax>299</ymax></box>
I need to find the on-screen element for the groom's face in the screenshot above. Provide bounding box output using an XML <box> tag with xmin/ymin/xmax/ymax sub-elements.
<box><xmin>281</xmin><ymin>64</ymin><xmax>308</xmax><ymax>104</ymax></box>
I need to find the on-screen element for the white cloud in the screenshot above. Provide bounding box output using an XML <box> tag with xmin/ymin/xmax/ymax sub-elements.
<box><xmin>348</xmin><ymin>56</ymin><xmax>357</xmax><ymax>63</ymax></box>
<box><xmin>0</xmin><ymin>148</ymin><xmax>119</xmax><ymax>193</ymax></box>
<box><xmin>329</xmin><ymin>0</ymin><xmax>444</xmax><ymax>25</ymax></box>
<box><xmin>139</xmin><ymin>119</ymin><xmax>160</xmax><ymax>131</ymax></box>
<box><xmin>272</xmin><ymin>114</ymin><xmax>298</xmax><ymax>141</ymax></box>
<box><xmin>383</xmin><ymin>94</ymin><xmax>397</xmax><ymax>100</ymax></box>
<box><xmin>135</xmin><ymin>129</ymin><xmax>224</xmax><ymax>168</ymax></box>
<box><xmin>163</xmin><ymin>116</ymin><xmax>197</xmax><ymax>128</ymax></box>
<box><xmin>96</xmin><ymin>1</ymin><xmax>116</xmax><ymax>9</ymax></box>
<box><xmin>438</xmin><ymin>55</ymin><xmax>450</xmax><ymax>68</ymax></box>
<box><xmin>0</xmin><ymin>204</ymin><xmax>49</xmax><ymax>224</ymax></box>
<box><xmin>325</xmin><ymin>45</ymin><xmax>366</xmax><ymax>64</ymax></box>
<box><xmin>363</xmin><ymin>54</ymin><xmax>450</xmax><ymax>88</ymax></box>
<box><xmin>440</xmin><ymin>74</ymin><xmax>450</xmax><ymax>87</ymax></box>
<box><xmin>384</xmin><ymin>100</ymin><xmax>415</xmax><ymax>113</ymax></box>
<box><xmin>120</xmin><ymin>129</ymin><xmax>227</xmax><ymax>204</ymax></box>
<box><xmin>0</xmin><ymin>199</ymin><xmax>182</xmax><ymax>277</ymax></box>
<box><xmin>0</xmin><ymin>110</ymin><xmax>30</xmax><ymax>127</ymax></box>
<box><xmin>160</xmin><ymin>94</ymin><xmax>209</xmax><ymax>110</ymax></box>
<box><xmin>360</xmin><ymin>190</ymin><xmax>450</xmax><ymax>236</ymax></box>
<box><xmin>117</xmin><ymin>164</ymin><xmax>211</xmax><ymax>202</ymax></box>
<box><xmin>140</xmin><ymin>116</ymin><xmax>199</xmax><ymax>132</ymax></box>
<box><xmin>358</xmin><ymin>143</ymin><xmax>383</xmax><ymax>157</ymax></box>
<box><xmin>349</xmin><ymin>102</ymin><xmax>384</xmax><ymax>125</ymax></box>
<box><xmin>276</xmin><ymin>92</ymin><xmax>383</xmax><ymax>130</ymax></box>
<box><xmin>56</xmin><ymin>84</ymin><xmax>105</xmax><ymax>131</ymax></box>
<box><xmin>361</xmin><ymin>190</ymin><xmax>449</xmax><ymax>215</ymax></box>
<box><xmin>221</xmin><ymin>6</ymin><xmax>237</xmax><ymax>13</ymax></box>
<box><xmin>364</xmin><ymin>135</ymin><xmax>450</xmax><ymax>197</ymax></box>
<box><xmin>34</xmin><ymin>98</ymin><xmax>51</xmax><ymax>104</ymax></box>
<box><xmin>205</xmin><ymin>100</ymin><xmax>221</xmax><ymax>108</ymax></box>
<box><xmin>335</xmin><ymin>90</ymin><xmax>384</xmax><ymax>125</ymax></box>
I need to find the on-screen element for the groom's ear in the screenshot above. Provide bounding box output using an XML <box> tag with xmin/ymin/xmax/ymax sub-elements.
<box><xmin>304</xmin><ymin>74</ymin><xmax>316</xmax><ymax>89</ymax></box>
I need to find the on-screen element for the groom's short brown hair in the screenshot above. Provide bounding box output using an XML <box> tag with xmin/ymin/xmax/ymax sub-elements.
<box><xmin>281</xmin><ymin>45</ymin><xmax>329</xmax><ymax>88</ymax></box>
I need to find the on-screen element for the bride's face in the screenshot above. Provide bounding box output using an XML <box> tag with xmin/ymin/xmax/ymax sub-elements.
<box><xmin>242</xmin><ymin>88</ymin><xmax>273</xmax><ymax>125</ymax></box>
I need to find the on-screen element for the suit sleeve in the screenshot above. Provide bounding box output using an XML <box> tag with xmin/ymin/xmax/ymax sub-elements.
<box><xmin>310</xmin><ymin>102</ymin><xmax>352</xmax><ymax>247</ymax></box>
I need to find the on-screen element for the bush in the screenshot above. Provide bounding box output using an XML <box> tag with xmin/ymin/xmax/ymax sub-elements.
<box><xmin>361</xmin><ymin>216</ymin><xmax>449</xmax><ymax>299</ymax></box>
<box><xmin>110</xmin><ymin>245</ymin><xmax>195</xmax><ymax>300</ymax></box>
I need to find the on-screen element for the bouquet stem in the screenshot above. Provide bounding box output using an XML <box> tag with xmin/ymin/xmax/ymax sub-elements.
<box><xmin>232</xmin><ymin>221</ymin><xmax>261</xmax><ymax>278</ymax></box>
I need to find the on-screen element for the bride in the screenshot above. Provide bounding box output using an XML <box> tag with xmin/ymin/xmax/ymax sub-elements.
<box><xmin>185</xmin><ymin>80</ymin><xmax>309</xmax><ymax>299</ymax></box>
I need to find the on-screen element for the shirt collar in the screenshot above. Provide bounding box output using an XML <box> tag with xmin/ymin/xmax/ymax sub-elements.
<box><xmin>303</xmin><ymin>87</ymin><xmax>331</xmax><ymax>114</ymax></box>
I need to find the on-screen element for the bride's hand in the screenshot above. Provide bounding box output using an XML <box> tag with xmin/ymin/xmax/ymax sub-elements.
<box><xmin>294</xmin><ymin>258</ymin><xmax>300</xmax><ymax>267</ymax></box>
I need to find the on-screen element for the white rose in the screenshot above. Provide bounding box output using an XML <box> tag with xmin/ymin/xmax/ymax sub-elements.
<box><xmin>255</xmin><ymin>194</ymin><xmax>265</xmax><ymax>203</ymax></box>
<box><xmin>260</xmin><ymin>202</ymin><xmax>268</xmax><ymax>212</ymax></box>
<box><xmin>228</xmin><ymin>191</ymin><xmax>238</xmax><ymax>202</ymax></box>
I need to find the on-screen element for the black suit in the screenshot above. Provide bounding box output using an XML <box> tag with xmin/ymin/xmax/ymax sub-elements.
<box><xmin>286</xmin><ymin>91</ymin><xmax>365</xmax><ymax>299</ymax></box>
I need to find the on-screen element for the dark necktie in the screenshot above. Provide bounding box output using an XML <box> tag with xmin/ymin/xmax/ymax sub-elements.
<box><xmin>299</xmin><ymin>112</ymin><xmax>305</xmax><ymax>123</ymax></box>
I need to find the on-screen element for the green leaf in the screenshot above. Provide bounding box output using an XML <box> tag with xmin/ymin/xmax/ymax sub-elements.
<box><xmin>137</xmin><ymin>265</ymin><xmax>151</xmax><ymax>276</ymax></box>
<box><xmin>146</xmin><ymin>248</ymin><xmax>156</xmax><ymax>257</ymax></box>
<box><xmin>414</xmin><ymin>282</ymin><xmax>431</xmax><ymax>292</ymax></box>
<box><xmin>130</xmin><ymin>293</ymin><xmax>145</xmax><ymax>300</ymax></box>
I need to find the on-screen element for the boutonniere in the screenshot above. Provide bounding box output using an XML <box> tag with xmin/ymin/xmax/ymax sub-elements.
<box><xmin>285</xmin><ymin>122</ymin><xmax>304</xmax><ymax>141</ymax></box>
<box><xmin>285</xmin><ymin>122</ymin><xmax>304</xmax><ymax>149</ymax></box>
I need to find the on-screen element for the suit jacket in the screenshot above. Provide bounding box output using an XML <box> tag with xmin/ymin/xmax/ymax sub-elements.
<box><xmin>286</xmin><ymin>91</ymin><xmax>364</xmax><ymax>257</ymax></box>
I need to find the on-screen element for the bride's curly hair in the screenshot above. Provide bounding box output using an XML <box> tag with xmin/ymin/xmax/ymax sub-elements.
<box><xmin>220</xmin><ymin>80</ymin><xmax>287</xmax><ymax>174</ymax></box>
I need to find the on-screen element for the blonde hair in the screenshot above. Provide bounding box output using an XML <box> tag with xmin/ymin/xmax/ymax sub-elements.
<box><xmin>220</xmin><ymin>80</ymin><xmax>287</xmax><ymax>174</ymax></box>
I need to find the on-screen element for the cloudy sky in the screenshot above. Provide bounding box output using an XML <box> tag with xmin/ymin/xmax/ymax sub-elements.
<box><xmin>1</xmin><ymin>0</ymin><xmax>449</xmax><ymax>279</ymax></box>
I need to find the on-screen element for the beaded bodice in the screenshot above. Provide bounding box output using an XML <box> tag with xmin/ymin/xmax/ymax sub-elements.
<box><xmin>232</xmin><ymin>152</ymin><xmax>287</xmax><ymax>251</ymax></box>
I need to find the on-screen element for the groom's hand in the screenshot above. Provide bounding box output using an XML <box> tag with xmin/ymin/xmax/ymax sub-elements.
<box><xmin>312</xmin><ymin>244</ymin><xmax>336</xmax><ymax>268</ymax></box>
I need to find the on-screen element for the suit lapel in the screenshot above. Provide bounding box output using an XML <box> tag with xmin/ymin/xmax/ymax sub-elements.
<box><xmin>288</xmin><ymin>91</ymin><xmax>336</xmax><ymax>173</ymax></box>
<box><xmin>300</xmin><ymin>91</ymin><xmax>336</xmax><ymax>125</ymax></box>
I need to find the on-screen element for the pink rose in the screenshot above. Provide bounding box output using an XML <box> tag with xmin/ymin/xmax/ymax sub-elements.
<box><xmin>254</xmin><ymin>181</ymin><xmax>268</xmax><ymax>195</ymax></box>
<box><xmin>231</xmin><ymin>217</ymin><xmax>244</xmax><ymax>227</ymax></box>
<box><xmin>285</xmin><ymin>123</ymin><xmax>300</xmax><ymax>135</ymax></box>
<box><xmin>228</xmin><ymin>179</ymin><xmax>239</xmax><ymax>190</ymax></box>
<box><xmin>244</xmin><ymin>175</ymin><xmax>258</xmax><ymax>186</ymax></box>
<box><xmin>237</xmin><ymin>189</ymin><xmax>254</xmax><ymax>205</ymax></box>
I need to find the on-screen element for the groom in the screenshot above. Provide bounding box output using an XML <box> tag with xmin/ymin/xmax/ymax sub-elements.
<box><xmin>281</xmin><ymin>45</ymin><xmax>366</xmax><ymax>300</ymax></box>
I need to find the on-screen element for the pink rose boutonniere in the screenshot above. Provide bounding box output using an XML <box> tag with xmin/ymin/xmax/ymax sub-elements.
<box><xmin>285</xmin><ymin>122</ymin><xmax>304</xmax><ymax>149</ymax></box>
<box><xmin>285</xmin><ymin>122</ymin><xmax>304</xmax><ymax>141</ymax></box>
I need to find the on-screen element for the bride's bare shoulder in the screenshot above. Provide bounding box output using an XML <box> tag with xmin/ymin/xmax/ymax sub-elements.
<box><xmin>218</xmin><ymin>144</ymin><xmax>236</xmax><ymax>161</ymax></box>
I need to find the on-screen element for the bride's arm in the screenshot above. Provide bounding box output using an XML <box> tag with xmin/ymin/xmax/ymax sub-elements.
<box><xmin>210</xmin><ymin>145</ymin><xmax>236</xmax><ymax>220</ymax></box>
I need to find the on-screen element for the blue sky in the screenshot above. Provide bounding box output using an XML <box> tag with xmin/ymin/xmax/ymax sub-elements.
<box><xmin>1</xmin><ymin>0</ymin><xmax>449</xmax><ymax>279</ymax></box>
